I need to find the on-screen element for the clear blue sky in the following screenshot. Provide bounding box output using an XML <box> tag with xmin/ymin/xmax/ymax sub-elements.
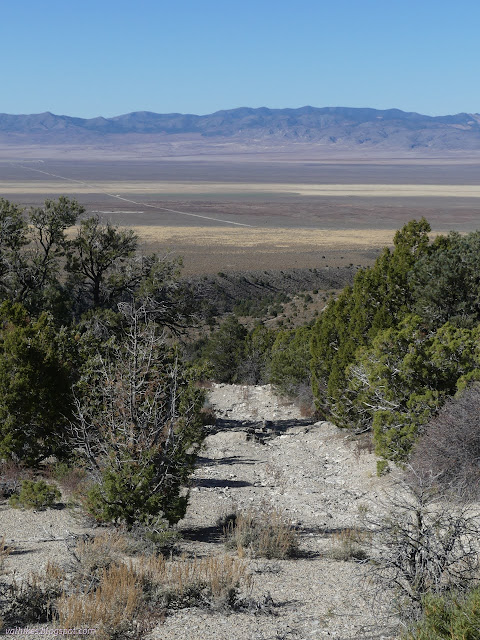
<box><xmin>1</xmin><ymin>0</ymin><xmax>479</xmax><ymax>118</ymax></box>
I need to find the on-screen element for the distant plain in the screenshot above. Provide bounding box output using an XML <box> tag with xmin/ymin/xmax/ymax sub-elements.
<box><xmin>2</xmin><ymin>158</ymin><xmax>480</xmax><ymax>273</ymax></box>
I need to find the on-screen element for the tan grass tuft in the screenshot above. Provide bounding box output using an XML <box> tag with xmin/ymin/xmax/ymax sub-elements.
<box><xmin>57</xmin><ymin>553</ymin><xmax>251</xmax><ymax>635</ymax></box>
<box><xmin>328</xmin><ymin>527</ymin><xmax>370</xmax><ymax>562</ymax></box>
<box><xmin>56</xmin><ymin>562</ymin><xmax>143</xmax><ymax>640</ymax></box>
<box><xmin>136</xmin><ymin>552</ymin><xmax>253</xmax><ymax>608</ymax></box>
<box><xmin>73</xmin><ymin>531</ymin><xmax>130</xmax><ymax>579</ymax></box>
<box><xmin>224</xmin><ymin>507</ymin><xmax>299</xmax><ymax>559</ymax></box>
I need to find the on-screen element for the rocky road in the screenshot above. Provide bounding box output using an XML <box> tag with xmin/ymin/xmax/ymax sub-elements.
<box><xmin>152</xmin><ymin>384</ymin><xmax>398</xmax><ymax>640</ymax></box>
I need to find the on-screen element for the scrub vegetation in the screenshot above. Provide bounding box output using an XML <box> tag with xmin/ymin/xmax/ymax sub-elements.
<box><xmin>1</xmin><ymin>196</ymin><xmax>480</xmax><ymax>637</ymax></box>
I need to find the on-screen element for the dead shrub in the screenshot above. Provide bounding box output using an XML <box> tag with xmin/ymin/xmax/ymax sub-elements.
<box><xmin>292</xmin><ymin>382</ymin><xmax>316</xmax><ymax>417</ymax></box>
<box><xmin>241</xmin><ymin>385</ymin><xmax>251</xmax><ymax>401</ymax></box>
<box><xmin>71</xmin><ymin>531</ymin><xmax>130</xmax><ymax>581</ymax></box>
<box><xmin>328</xmin><ymin>527</ymin><xmax>370</xmax><ymax>562</ymax></box>
<box><xmin>0</xmin><ymin>460</ymin><xmax>32</xmax><ymax>499</ymax></box>
<box><xmin>4</xmin><ymin>562</ymin><xmax>66</xmax><ymax>625</ymax></box>
<box><xmin>365</xmin><ymin>474</ymin><xmax>480</xmax><ymax>621</ymax></box>
<box><xmin>299</xmin><ymin>402</ymin><xmax>315</xmax><ymax>418</ymax></box>
<box><xmin>224</xmin><ymin>507</ymin><xmax>299</xmax><ymax>559</ymax></box>
<box><xmin>353</xmin><ymin>433</ymin><xmax>375</xmax><ymax>459</ymax></box>
<box><xmin>410</xmin><ymin>384</ymin><xmax>480</xmax><ymax>498</ymax></box>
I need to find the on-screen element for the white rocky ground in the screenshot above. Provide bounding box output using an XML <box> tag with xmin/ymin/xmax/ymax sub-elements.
<box><xmin>0</xmin><ymin>384</ymin><xmax>399</xmax><ymax>640</ymax></box>
<box><xmin>151</xmin><ymin>384</ymin><xmax>399</xmax><ymax>640</ymax></box>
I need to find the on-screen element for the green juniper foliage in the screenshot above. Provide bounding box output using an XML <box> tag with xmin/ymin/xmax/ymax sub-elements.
<box><xmin>0</xmin><ymin>301</ymin><xmax>76</xmax><ymax>465</ymax></box>
<box><xmin>405</xmin><ymin>588</ymin><xmax>480</xmax><ymax>640</ymax></box>
<box><xmin>311</xmin><ymin>218</ymin><xmax>431</xmax><ymax>418</ymax></box>
<box><xmin>202</xmin><ymin>315</ymin><xmax>248</xmax><ymax>383</ymax></box>
<box><xmin>270</xmin><ymin>326</ymin><xmax>312</xmax><ymax>395</ymax></box>
<box><xmin>3</xmin><ymin>196</ymin><xmax>480</xmax><ymax>523</ymax></box>
<box><xmin>241</xmin><ymin>323</ymin><xmax>276</xmax><ymax>384</ymax></box>
<box><xmin>74</xmin><ymin>303</ymin><xmax>206</xmax><ymax>526</ymax></box>
<box><xmin>310</xmin><ymin>218</ymin><xmax>480</xmax><ymax>461</ymax></box>
<box><xmin>9</xmin><ymin>479</ymin><xmax>61</xmax><ymax>510</ymax></box>
<box><xmin>0</xmin><ymin>197</ymin><xmax>207</xmax><ymax>531</ymax></box>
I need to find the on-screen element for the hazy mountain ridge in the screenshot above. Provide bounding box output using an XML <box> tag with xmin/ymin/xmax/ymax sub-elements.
<box><xmin>2</xmin><ymin>106</ymin><xmax>480</xmax><ymax>150</ymax></box>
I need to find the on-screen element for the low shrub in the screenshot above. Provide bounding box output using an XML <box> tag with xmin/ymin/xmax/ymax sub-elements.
<box><xmin>376</xmin><ymin>459</ymin><xmax>389</xmax><ymax>476</ymax></box>
<box><xmin>404</xmin><ymin>587</ymin><xmax>480</xmax><ymax>639</ymax></box>
<box><xmin>224</xmin><ymin>507</ymin><xmax>299</xmax><ymax>559</ymax></box>
<box><xmin>71</xmin><ymin>531</ymin><xmax>129</xmax><ymax>581</ymax></box>
<box><xmin>3</xmin><ymin>562</ymin><xmax>66</xmax><ymax>625</ymax></box>
<box><xmin>328</xmin><ymin>528</ymin><xmax>370</xmax><ymax>562</ymax></box>
<box><xmin>0</xmin><ymin>461</ymin><xmax>32</xmax><ymax>499</ymax></box>
<box><xmin>125</xmin><ymin>518</ymin><xmax>180</xmax><ymax>556</ymax></box>
<box><xmin>9</xmin><ymin>479</ymin><xmax>61</xmax><ymax>510</ymax></box>
<box><xmin>353</xmin><ymin>433</ymin><xmax>375</xmax><ymax>459</ymax></box>
<box><xmin>0</xmin><ymin>537</ymin><xmax>12</xmax><ymax>570</ymax></box>
<box><xmin>199</xmin><ymin>403</ymin><xmax>216</xmax><ymax>427</ymax></box>
<box><xmin>47</xmin><ymin>461</ymin><xmax>89</xmax><ymax>498</ymax></box>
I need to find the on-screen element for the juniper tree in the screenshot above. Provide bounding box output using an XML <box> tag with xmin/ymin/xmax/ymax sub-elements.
<box><xmin>310</xmin><ymin>218</ymin><xmax>432</xmax><ymax>416</ymax></box>
<box><xmin>343</xmin><ymin>316</ymin><xmax>480</xmax><ymax>461</ymax></box>
<box><xmin>71</xmin><ymin>302</ymin><xmax>206</xmax><ymax>526</ymax></box>
<box><xmin>270</xmin><ymin>326</ymin><xmax>312</xmax><ymax>396</ymax></box>
<box><xmin>202</xmin><ymin>315</ymin><xmax>247</xmax><ymax>383</ymax></box>
<box><xmin>66</xmin><ymin>216</ymin><xmax>138</xmax><ymax>309</ymax></box>
<box><xmin>0</xmin><ymin>301</ymin><xmax>76</xmax><ymax>466</ymax></box>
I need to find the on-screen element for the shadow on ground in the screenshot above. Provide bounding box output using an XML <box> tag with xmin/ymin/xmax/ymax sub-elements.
<box><xmin>193</xmin><ymin>478</ymin><xmax>252</xmax><ymax>488</ymax></box>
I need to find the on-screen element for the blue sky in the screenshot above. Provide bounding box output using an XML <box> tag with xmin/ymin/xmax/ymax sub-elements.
<box><xmin>1</xmin><ymin>0</ymin><xmax>479</xmax><ymax>118</ymax></box>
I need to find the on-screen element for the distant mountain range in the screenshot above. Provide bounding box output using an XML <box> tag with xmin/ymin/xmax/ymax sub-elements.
<box><xmin>2</xmin><ymin>106</ymin><xmax>480</xmax><ymax>151</ymax></box>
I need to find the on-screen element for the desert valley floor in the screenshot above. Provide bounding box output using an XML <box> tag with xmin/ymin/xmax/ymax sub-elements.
<box><xmin>1</xmin><ymin>156</ymin><xmax>480</xmax><ymax>273</ymax></box>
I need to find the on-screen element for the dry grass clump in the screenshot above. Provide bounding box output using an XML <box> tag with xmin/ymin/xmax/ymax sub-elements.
<box><xmin>4</xmin><ymin>562</ymin><xmax>67</xmax><ymax>625</ymax></box>
<box><xmin>73</xmin><ymin>524</ymin><xmax>178</xmax><ymax>564</ymax></box>
<box><xmin>1</xmin><ymin>530</ymin><xmax>253</xmax><ymax>634</ymax></box>
<box><xmin>136</xmin><ymin>552</ymin><xmax>253</xmax><ymax>609</ymax></box>
<box><xmin>72</xmin><ymin>531</ymin><xmax>130</xmax><ymax>580</ymax></box>
<box><xmin>328</xmin><ymin>527</ymin><xmax>370</xmax><ymax>562</ymax></box>
<box><xmin>57</xmin><ymin>553</ymin><xmax>252</xmax><ymax>637</ymax></box>
<box><xmin>224</xmin><ymin>507</ymin><xmax>299</xmax><ymax>559</ymax></box>
<box><xmin>56</xmin><ymin>563</ymin><xmax>148</xmax><ymax>640</ymax></box>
